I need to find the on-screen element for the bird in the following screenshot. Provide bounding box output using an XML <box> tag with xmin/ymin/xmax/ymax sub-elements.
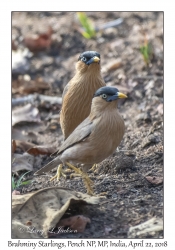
<box><xmin>34</xmin><ymin>86</ymin><xmax>127</xmax><ymax>195</ymax></box>
<box><xmin>60</xmin><ymin>50</ymin><xmax>106</xmax><ymax>140</ymax></box>
<box><xmin>51</xmin><ymin>51</ymin><xmax>106</xmax><ymax>181</ymax></box>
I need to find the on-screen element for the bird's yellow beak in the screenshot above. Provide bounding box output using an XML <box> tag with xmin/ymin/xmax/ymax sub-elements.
<box><xmin>93</xmin><ymin>56</ymin><xmax>100</xmax><ymax>63</ymax></box>
<box><xmin>86</xmin><ymin>56</ymin><xmax>100</xmax><ymax>65</ymax></box>
<box><xmin>118</xmin><ymin>92</ymin><xmax>127</xmax><ymax>99</ymax></box>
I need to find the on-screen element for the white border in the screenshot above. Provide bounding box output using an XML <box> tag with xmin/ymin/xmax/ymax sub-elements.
<box><xmin>0</xmin><ymin>1</ymin><xmax>174</xmax><ymax>249</ymax></box>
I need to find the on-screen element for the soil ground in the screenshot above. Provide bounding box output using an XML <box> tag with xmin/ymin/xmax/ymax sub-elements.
<box><xmin>12</xmin><ymin>12</ymin><xmax>163</xmax><ymax>239</ymax></box>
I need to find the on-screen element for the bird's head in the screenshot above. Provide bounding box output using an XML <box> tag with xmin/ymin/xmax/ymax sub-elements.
<box><xmin>76</xmin><ymin>51</ymin><xmax>101</xmax><ymax>73</ymax></box>
<box><xmin>91</xmin><ymin>86</ymin><xmax>127</xmax><ymax>112</ymax></box>
<box><xmin>94</xmin><ymin>86</ymin><xmax>127</xmax><ymax>102</ymax></box>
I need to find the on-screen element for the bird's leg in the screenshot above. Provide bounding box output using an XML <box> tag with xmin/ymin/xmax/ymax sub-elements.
<box><xmin>90</xmin><ymin>163</ymin><xmax>97</xmax><ymax>171</ymax></box>
<box><xmin>65</xmin><ymin>162</ymin><xmax>94</xmax><ymax>195</ymax></box>
<box><xmin>50</xmin><ymin>164</ymin><xmax>66</xmax><ymax>181</ymax></box>
<box><xmin>70</xmin><ymin>164</ymin><xmax>83</xmax><ymax>178</ymax></box>
<box><xmin>69</xmin><ymin>163</ymin><xmax>83</xmax><ymax>178</ymax></box>
<box><xmin>70</xmin><ymin>173</ymin><xmax>82</xmax><ymax>178</ymax></box>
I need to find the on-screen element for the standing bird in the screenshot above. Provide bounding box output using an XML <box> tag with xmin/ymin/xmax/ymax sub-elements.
<box><xmin>35</xmin><ymin>86</ymin><xmax>127</xmax><ymax>195</ymax></box>
<box><xmin>60</xmin><ymin>51</ymin><xmax>106</xmax><ymax>140</ymax></box>
<box><xmin>51</xmin><ymin>51</ymin><xmax>105</xmax><ymax>180</ymax></box>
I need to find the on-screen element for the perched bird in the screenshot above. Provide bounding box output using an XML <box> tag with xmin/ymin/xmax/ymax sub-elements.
<box><xmin>60</xmin><ymin>51</ymin><xmax>106</xmax><ymax>140</ymax></box>
<box><xmin>35</xmin><ymin>86</ymin><xmax>127</xmax><ymax>195</ymax></box>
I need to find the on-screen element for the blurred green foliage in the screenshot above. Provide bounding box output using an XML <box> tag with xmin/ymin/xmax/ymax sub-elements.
<box><xmin>12</xmin><ymin>171</ymin><xmax>31</xmax><ymax>190</ymax></box>
<box><xmin>140</xmin><ymin>37</ymin><xmax>153</xmax><ymax>66</ymax></box>
<box><xmin>77</xmin><ymin>12</ymin><xmax>96</xmax><ymax>39</ymax></box>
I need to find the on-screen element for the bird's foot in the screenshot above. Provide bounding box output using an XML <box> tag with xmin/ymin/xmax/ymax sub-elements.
<box><xmin>98</xmin><ymin>192</ymin><xmax>108</xmax><ymax>197</ymax></box>
<box><xmin>70</xmin><ymin>173</ymin><xmax>94</xmax><ymax>195</ymax></box>
<box><xmin>70</xmin><ymin>173</ymin><xmax>81</xmax><ymax>179</ymax></box>
<box><xmin>83</xmin><ymin>179</ymin><xmax>94</xmax><ymax>195</ymax></box>
<box><xmin>65</xmin><ymin>162</ymin><xmax>94</xmax><ymax>196</ymax></box>
<box><xmin>50</xmin><ymin>164</ymin><xmax>66</xmax><ymax>181</ymax></box>
<box><xmin>65</xmin><ymin>162</ymin><xmax>82</xmax><ymax>175</ymax></box>
<box><xmin>90</xmin><ymin>163</ymin><xmax>98</xmax><ymax>172</ymax></box>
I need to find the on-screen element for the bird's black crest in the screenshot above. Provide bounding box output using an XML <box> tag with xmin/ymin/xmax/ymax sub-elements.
<box><xmin>78</xmin><ymin>51</ymin><xmax>100</xmax><ymax>61</ymax></box>
<box><xmin>94</xmin><ymin>86</ymin><xmax>119</xmax><ymax>97</ymax></box>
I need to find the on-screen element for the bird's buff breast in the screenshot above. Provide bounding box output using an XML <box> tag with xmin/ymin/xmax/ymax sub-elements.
<box><xmin>60</xmin><ymin>75</ymin><xmax>105</xmax><ymax>138</ymax></box>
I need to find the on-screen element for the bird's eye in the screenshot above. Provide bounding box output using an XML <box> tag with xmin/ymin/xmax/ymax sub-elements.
<box><xmin>101</xmin><ymin>94</ymin><xmax>107</xmax><ymax>99</ymax></box>
<box><xmin>81</xmin><ymin>57</ymin><xmax>87</xmax><ymax>62</ymax></box>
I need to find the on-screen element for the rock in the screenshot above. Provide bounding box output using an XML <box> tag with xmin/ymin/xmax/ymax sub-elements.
<box><xmin>141</xmin><ymin>134</ymin><xmax>161</xmax><ymax>148</ymax></box>
<box><xmin>136</xmin><ymin>112</ymin><xmax>152</xmax><ymax>126</ymax></box>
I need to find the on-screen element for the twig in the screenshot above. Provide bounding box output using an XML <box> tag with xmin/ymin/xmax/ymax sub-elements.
<box><xmin>95</xmin><ymin>18</ymin><xmax>123</xmax><ymax>32</ymax></box>
<box><xmin>12</xmin><ymin>94</ymin><xmax>62</xmax><ymax>107</ymax></box>
<box><xmin>12</xmin><ymin>94</ymin><xmax>35</xmax><ymax>106</ymax></box>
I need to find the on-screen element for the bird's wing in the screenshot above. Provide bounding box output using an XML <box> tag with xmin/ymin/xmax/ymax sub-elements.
<box><xmin>35</xmin><ymin>116</ymin><xmax>93</xmax><ymax>174</ymax></box>
<box><xmin>34</xmin><ymin>156</ymin><xmax>62</xmax><ymax>175</ymax></box>
<box><xmin>52</xmin><ymin>116</ymin><xmax>93</xmax><ymax>156</ymax></box>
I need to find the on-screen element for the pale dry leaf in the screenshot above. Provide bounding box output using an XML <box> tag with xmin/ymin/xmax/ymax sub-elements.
<box><xmin>12</xmin><ymin>187</ymin><xmax>99</xmax><ymax>238</ymax></box>
<box><xmin>12</xmin><ymin>128</ymin><xmax>38</xmax><ymax>141</ymax></box>
<box><xmin>15</xmin><ymin>140</ymin><xmax>57</xmax><ymax>156</ymax></box>
<box><xmin>15</xmin><ymin>140</ymin><xmax>35</xmax><ymax>152</ymax></box>
<box><xmin>145</xmin><ymin>176</ymin><xmax>163</xmax><ymax>185</ymax></box>
<box><xmin>128</xmin><ymin>217</ymin><xmax>163</xmax><ymax>238</ymax></box>
<box><xmin>12</xmin><ymin>103</ymin><xmax>41</xmax><ymax>126</ymax></box>
<box><xmin>27</xmin><ymin>145</ymin><xmax>57</xmax><ymax>156</ymax></box>
<box><xmin>12</xmin><ymin>153</ymin><xmax>34</xmax><ymax>172</ymax></box>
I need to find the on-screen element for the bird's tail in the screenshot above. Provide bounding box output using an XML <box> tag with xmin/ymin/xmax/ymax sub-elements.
<box><xmin>34</xmin><ymin>157</ymin><xmax>62</xmax><ymax>175</ymax></box>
